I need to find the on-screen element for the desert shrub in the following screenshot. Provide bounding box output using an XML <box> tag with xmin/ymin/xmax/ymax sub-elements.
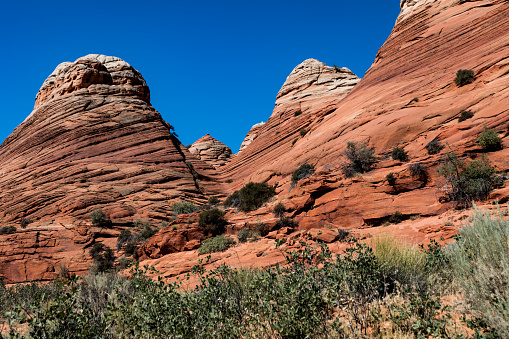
<box><xmin>237</xmin><ymin>228</ymin><xmax>257</xmax><ymax>243</ymax></box>
<box><xmin>116</xmin><ymin>230</ymin><xmax>135</xmax><ymax>251</ymax></box>
<box><xmin>343</xmin><ymin>141</ymin><xmax>378</xmax><ymax>177</ymax></box>
<box><xmin>198</xmin><ymin>208</ymin><xmax>227</xmax><ymax>235</ymax></box>
<box><xmin>223</xmin><ymin>182</ymin><xmax>276</xmax><ymax>212</ymax></box>
<box><xmin>138</xmin><ymin>224</ymin><xmax>157</xmax><ymax>240</ymax></box>
<box><xmin>90</xmin><ymin>208</ymin><xmax>111</xmax><ymax>227</ymax></box>
<box><xmin>198</xmin><ymin>235</ymin><xmax>236</xmax><ymax>255</ymax></box>
<box><xmin>256</xmin><ymin>222</ymin><xmax>270</xmax><ymax>237</ymax></box>
<box><xmin>410</xmin><ymin>162</ymin><xmax>427</xmax><ymax>180</ymax></box>
<box><xmin>208</xmin><ymin>196</ymin><xmax>220</xmax><ymax>205</ymax></box>
<box><xmin>389</xmin><ymin>211</ymin><xmax>404</xmax><ymax>224</ymax></box>
<box><xmin>386</xmin><ymin>172</ymin><xmax>397</xmax><ymax>186</ymax></box>
<box><xmin>438</xmin><ymin>152</ymin><xmax>502</xmax><ymax>207</ymax></box>
<box><xmin>275</xmin><ymin>216</ymin><xmax>298</xmax><ymax>229</ymax></box>
<box><xmin>225</xmin><ymin>179</ymin><xmax>233</xmax><ymax>183</ymax></box>
<box><xmin>391</xmin><ymin>147</ymin><xmax>409</xmax><ymax>162</ymax></box>
<box><xmin>20</xmin><ymin>218</ymin><xmax>32</xmax><ymax>229</ymax></box>
<box><xmin>454</xmin><ymin>69</ymin><xmax>475</xmax><ymax>86</ymax></box>
<box><xmin>89</xmin><ymin>243</ymin><xmax>115</xmax><ymax>273</ymax></box>
<box><xmin>458</xmin><ymin>110</ymin><xmax>474</xmax><ymax>122</ymax></box>
<box><xmin>291</xmin><ymin>163</ymin><xmax>314</xmax><ymax>186</ymax></box>
<box><xmin>447</xmin><ymin>205</ymin><xmax>509</xmax><ymax>337</ymax></box>
<box><xmin>171</xmin><ymin>201</ymin><xmax>200</xmax><ymax>217</ymax></box>
<box><xmin>300</xmin><ymin>128</ymin><xmax>307</xmax><ymax>137</ymax></box>
<box><xmin>477</xmin><ymin>127</ymin><xmax>502</xmax><ymax>151</ymax></box>
<box><xmin>426</xmin><ymin>139</ymin><xmax>444</xmax><ymax>155</ymax></box>
<box><xmin>0</xmin><ymin>225</ymin><xmax>16</xmax><ymax>235</ymax></box>
<box><xmin>292</xmin><ymin>138</ymin><xmax>298</xmax><ymax>146</ymax></box>
<box><xmin>273</xmin><ymin>202</ymin><xmax>286</xmax><ymax>217</ymax></box>
<box><xmin>294</xmin><ymin>110</ymin><xmax>302</xmax><ymax>117</ymax></box>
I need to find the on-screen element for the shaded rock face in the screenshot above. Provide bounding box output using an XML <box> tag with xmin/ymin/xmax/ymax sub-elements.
<box><xmin>188</xmin><ymin>134</ymin><xmax>233</xmax><ymax>168</ymax></box>
<box><xmin>218</xmin><ymin>0</ymin><xmax>509</xmax><ymax>229</ymax></box>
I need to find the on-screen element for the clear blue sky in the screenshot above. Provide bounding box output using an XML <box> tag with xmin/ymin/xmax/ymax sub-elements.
<box><xmin>0</xmin><ymin>1</ymin><xmax>401</xmax><ymax>152</ymax></box>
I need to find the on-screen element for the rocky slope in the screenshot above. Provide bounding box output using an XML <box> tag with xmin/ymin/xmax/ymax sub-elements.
<box><xmin>0</xmin><ymin>54</ymin><xmax>219</xmax><ymax>283</ymax></box>
<box><xmin>188</xmin><ymin>134</ymin><xmax>233</xmax><ymax>168</ymax></box>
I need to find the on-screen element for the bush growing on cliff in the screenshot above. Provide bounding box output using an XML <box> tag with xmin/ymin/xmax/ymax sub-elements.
<box><xmin>273</xmin><ymin>202</ymin><xmax>286</xmax><ymax>217</ymax></box>
<box><xmin>0</xmin><ymin>225</ymin><xmax>16</xmax><ymax>235</ymax></box>
<box><xmin>426</xmin><ymin>139</ymin><xmax>445</xmax><ymax>155</ymax></box>
<box><xmin>223</xmin><ymin>182</ymin><xmax>276</xmax><ymax>212</ymax></box>
<box><xmin>410</xmin><ymin>162</ymin><xmax>428</xmax><ymax>181</ymax></box>
<box><xmin>198</xmin><ymin>235</ymin><xmax>236</xmax><ymax>255</ymax></box>
<box><xmin>90</xmin><ymin>208</ymin><xmax>112</xmax><ymax>228</ymax></box>
<box><xmin>391</xmin><ymin>146</ymin><xmax>409</xmax><ymax>162</ymax></box>
<box><xmin>294</xmin><ymin>110</ymin><xmax>302</xmax><ymax>117</ymax></box>
<box><xmin>199</xmin><ymin>208</ymin><xmax>227</xmax><ymax>235</ymax></box>
<box><xmin>300</xmin><ymin>128</ymin><xmax>307</xmax><ymax>137</ymax></box>
<box><xmin>291</xmin><ymin>164</ymin><xmax>314</xmax><ymax>187</ymax></box>
<box><xmin>171</xmin><ymin>201</ymin><xmax>200</xmax><ymax>217</ymax></box>
<box><xmin>454</xmin><ymin>69</ymin><xmax>475</xmax><ymax>86</ymax></box>
<box><xmin>89</xmin><ymin>243</ymin><xmax>115</xmax><ymax>273</ymax></box>
<box><xmin>208</xmin><ymin>196</ymin><xmax>220</xmax><ymax>205</ymax></box>
<box><xmin>477</xmin><ymin>127</ymin><xmax>502</xmax><ymax>151</ymax></box>
<box><xmin>386</xmin><ymin>172</ymin><xmax>397</xmax><ymax>186</ymax></box>
<box><xmin>458</xmin><ymin>110</ymin><xmax>474</xmax><ymax>122</ymax></box>
<box><xmin>343</xmin><ymin>141</ymin><xmax>378</xmax><ymax>177</ymax></box>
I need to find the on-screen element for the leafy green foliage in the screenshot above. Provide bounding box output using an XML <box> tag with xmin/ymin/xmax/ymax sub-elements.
<box><xmin>291</xmin><ymin>163</ymin><xmax>314</xmax><ymax>187</ymax></box>
<box><xmin>458</xmin><ymin>110</ymin><xmax>474</xmax><ymax>122</ymax></box>
<box><xmin>237</xmin><ymin>228</ymin><xmax>258</xmax><ymax>243</ymax></box>
<box><xmin>275</xmin><ymin>216</ymin><xmax>298</xmax><ymax>230</ymax></box>
<box><xmin>89</xmin><ymin>243</ymin><xmax>115</xmax><ymax>273</ymax></box>
<box><xmin>386</xmin><ymin>172</ymin><xmax>396</xmax><ymax>186</ymax></box>
<box><xmin>198</xmin><ymin>235</ymin><xmax>236</xmax><ymax>255</ymax></box>
<box><xmin>0</xmin><ymin>225</ymin><xmax>16</xmax><ymax>235</ymax></box>
<box><xmin>454</xmin><ymin>69</ymin><xmax>475</xmax><ymax>86</ymax></box>
<box><xmin>225</xmin><ymin>179</ymin><xmax>233</xmax><ymax>183</ymax></box>
<box><xmin>291</xmin><ymin>138</ymin><xmax>298</xmax><ymax>146</ymax></box>
<box><xmin>171</xmin><ymin>201</ymin><xmax>200</xmax><ymax>217</ymax></box>
<box><xmin>273</xmin><ymin>202</ymin><xmax>286</xmax><ymax>217</ymax></box>
<box><xmin>208</xmin><ymin>196</ymin><xmax>220</xmax><ymax>205</ymax></box>
<box><xmin>438</xmin><ymin>151</ymin><xmax>503</xmax><ymax>206</ymax></box>
<box><xmin>343</xmin><ymin>141</ymin><xmax>378</xmax><ymax>177</ymax></box>
<box><xmin>90</xmin><ymin>208</ymin><xmax>111</xmax><ymax>227</ymax></box>
<box><xmin>198</xmin><ymin>208</ymin><xmax>227</xmax><ymax>235</ymax></box>
<box><xmin>410</xmin><ymin>162</ymin><xmax>428</xmax><ymax>181</ymax></box>
<box><xmin>477</xmin><ymin>127</ymin><xmax>502</xmax><ymax>151</ymax></box>
<box><xmin>391</xmin><ymin>146</ymin><xmax>409</xmax><ymax>162</ymax></box>
<box><xmin>389</xmin><ymin>211</ymin><xmax>404</xmax><ymax>224</ymax></box>
<box><xmin>223</xmin><ymin>182</ymin><xmax>276</xmax><ymax>212</ymax></box>
<box><xmin>426</xmin><ymin>139</ymin><xmax>445</xmax><ymax>155</ymax></box>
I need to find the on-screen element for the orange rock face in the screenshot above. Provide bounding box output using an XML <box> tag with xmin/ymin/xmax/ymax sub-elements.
<box><xmin>188</xmin><ymin>134</ymin><xmax>234</xmax><ymax>168</ymax></box>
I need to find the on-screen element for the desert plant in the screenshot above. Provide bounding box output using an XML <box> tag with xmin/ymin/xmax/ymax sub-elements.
<box><xmin>116</xmin><ymin>230</ymin><xmax>135</xmax><ymax>251</ymax></box>
<box><xmin>291</xmin><ymin>163</ymin><xmax>314</xmax><ymax>187</ymax></box>
<box><xmin>223</xmin><ymin>182</ymin><xmax>276</xmax><ymax>212</ymax></box>
<box><xmin>294</xmin><ymin>110</ymin><xmax>302</xmax><ymax>117</ymax></box>
<box><xmin>90</xmin><ymin>208</ymin><xmax>111</xmax><ymax>227</ymax></box>
<box><xmin>477</xmin><ymin>127</ymin><xmax>502</xmax><ymax>151</ymax></box>
<box><xmin>208</xmin><ymin>196</ymin><xmax>220</xmax><ymax>205</ymax></box>
<box><xmin>20</xmin><ymin>218</ymin><xmax>32</xmax><ymax>229</ymax></box>
<box><xmin>333</xmin><ymin>64</ymin><xmax>341</xmax><ymax>73</ymax></box>
<box><xmin>391</xmin><ymin>147</ymin><xmax>409</xmax><ymax>162</ymax></box>
<box><xmin>198</xmin><ymin>208</ymin><xmax>227</xmax><ymax>235</ymax></box>
<box><xmin>409</xmin><ymin>162</ymin><xmax>427</xmax><ymax>180</ymax></box>
<box><xmin>171</xmin><ymin>201</ymin><xmax>200</xmax><ymax>217</ymax></box>
<box><xmin>255</xmin><ymin>222</ymin><xmax>270</xmax><ymax>237</ymax></box>
<box><xmin>0</xmin><ymin>226</ymin><xmax>16</xmax><ymax>235</ymax></box>
<box><xmin>273</xmin><ymin>202</ymin><xmax>286</xmax><ymax>217</ymax></box>
<box><xmin>225</xmin><ymin>179</ymin><xmax>233</xmax><ymax>183</ymax></box>
<box><xmin>389</xmin><ymin>211</ymin><xmax>404</xmax><ymax>224</ymax></box>
<box><xmin>343</xmin><ymin>142</ymin><xmax>378</xmax><ymax>177</ymax></box>
<box><xmin>237</xmin><ymin>228</ymin><xmax>257</xmax><ymax>243</ymax></box>
<box><xmin>292</xmin><ymin>138</ymin><xmax>298</xmax><ymax>146</ymax></box>
<box><xmin>386</xmin><ymin>172</ymin><xmax>397</xmax><ymax>186</ymax></box>
<box><xmin>426</xmin><ymin>139</ymin><xmax>445</xmax><ymax>155</ymax></box>
<box><xmin>458</xmin><ymin>110</ymin><xmax>474</xmax><ymax>122</ymax></box>
<box><xmin>454</xmin><ymin>69</ymin><xmax>475</xmax><ymax>86</ymax></box>
<box><xmin>275</xmin><ymin>216</ymin><xmax>298</xmax><ymax>229</ymax></box>
<box><xmin>198</xmin><ymin>235</ymin><xmax>236</xmax><ymax>255</ymax></box>
<box><xmin>89</xmin><ymin>243</ymin><xmax>115</xmax><ymax>273</ymax></box>
<box><xmin>300</xmin><ymin>128</ymin><xmax>307</xmax><ymax>137</ymax></box>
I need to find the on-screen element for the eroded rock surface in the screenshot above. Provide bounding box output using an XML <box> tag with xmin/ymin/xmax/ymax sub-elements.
<box><xmin>188</xmin><ymin>134</ymin><xmax>233</xmax><ymax>168</ymax></box>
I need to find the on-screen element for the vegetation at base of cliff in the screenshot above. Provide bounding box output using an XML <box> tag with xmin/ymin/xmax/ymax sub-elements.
<box><xmin>3</xmin><ymin>205</ymin><xmax>509</xmax><ymax>337</ymax></box>
<box><xmin>342</xmin><ymin>141</ymin><xmax>378</xmax><ymax>177</ymax></box>
<box><xmin>116</xmin><ymin>223</ymin><xmax>158</xmax><ymax>258</ymax></box>
<box><xmin>197</xmin><ymin>235</ymin><xmax>236</xmax><ymax>255</ymax></box>
<box><xmin>291</xmin><ymin>163</ymin><xmax>315</xmax><ymax>187</ymax></box>
<box><xmin>223</xmin><ymin>182</ymin><xmax>276</xmax><ymax>212</ymax></box>
<box><xmin>90</xmin><ymin>208</ymin><xmax>112</xmax><ymax>228</ymax></box>
<box><xmin>454</xmin><ymin>69</ymin><xmax>475</xmax><ymax>86</ymax></box>
<box><xmin>198</xmin><ymin>208</ymin><xmax>228</xmax><ymax>235</ymax></box>
<box><xmin>438</xmin><ymin>151</ymin><xmax>503</xmax><ymax>207</ymax></box>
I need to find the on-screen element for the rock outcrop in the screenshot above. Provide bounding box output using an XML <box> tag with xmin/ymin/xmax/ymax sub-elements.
<box><xmin>238</xmin><ymin>122</ymin><xmax>265</xmax><ymax>153</ymax></box>
<box><xmin>188</xmin><ymin>134</ymin><xmax>233</xmax><ymax>168</ymax></box>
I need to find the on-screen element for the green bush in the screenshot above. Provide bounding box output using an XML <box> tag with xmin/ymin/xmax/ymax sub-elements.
<box><xmin>458</xmin><ymin>110</ymin><xmax>474</xmax><ymax>122</ymax></box>
<box><xmin>291</xmin><ymin>164</ymin><xmax>314</xmax><ymax>186</ymax></box>
<box><xmin>391</xmin><ymin>147</ymin><xmax>409</xmax><ymax>162</ymax></box>
<box><xmin>0</xmin><ymin>225</ymin><xmax>16</xmax><ymax>235</ymax></box>
<box><xmin>208</xmin><ymin>196</ymin><xmax>220</xmax><ymax>205</ymax></box>
<box><xmin>292</xmin><ymin>138</ymin><xmax>298</xmax><ymax>146</ymax></box>
<box><xmin>300</xmin><ymin>128</ymin><xmax>307</xmax><ymax>137</ymax></box>
<box><xmin>199</xmin><ymin>208</ymin><xmax>227</xmax><ymax>235</ymax></box>
<box><xmin>294</xmin><ymin>110</ymin><xmax>302</xmax><ymax>117</ymax></box>
<box><xmin>198</xmin><ymin>235</ymin><xmax>236</xmax><ymax>255</ymax></box>
<box><xmin>476</xmin><ymin>127</ymin><xmax>502</xmax><ymax>151</ymax></box>
<box><xmin>89</xmin><ymin>243</ymin><xmax>115</xmax><ymax>273</ymax></box>
<box><xmin>223</xmin><ymin>182</ymin><xmax>276</xmax><ymax>212</ymax></box>
<box><xmin>454</xmin><ymin>69</ymin><xmax>475</xmax><ymax>86</ymax></box>
<box><xmin>225</xmin><ymin>179</ymin><xmax>233</xmax><ymax>183</ymax></box>
<box><xmin>438</xmin><ymin>151</ymin><xmax>502</xmax><ymax>206</ymax></box>
<box><xmin>426</xmin><ymin>139</ymin><xmax>444</xmax><ymax>155</ymax></box>
<box><xmin>20</xmin><ymin>218</ymin><xmax>32</xmax><ymax>229</ymax></box>
<box><xmin>447</xmin><ymin>205</ymin><xmax>509</xmax><ymax>337</ymax></box>
<box><xmin>90</xmin><ymin>208</ymin><xmax>111</xmax><ymax>227</ymax></box>
<box><xmin>275</xmin><ymin>216</ymin><xmax>298</xmax><ymax>229</ymax></box>
<box><xmin>386</xmin><ymin>172</ymin><xmax>396</xmax><ymax>186</ymax></box>
<box><xmin>237</xmin><ymin>228</ymin><xmax>257</xmax><ymax>243</ymax></box>
<box><xmin>273</xmin><ymin>202</ymin><xmax>286</xmax><ymax>217</ymax></box>
<box><xmin>256</xmin><ymin>222</ymin><xmax>270</xmax><ymax>237</ymax></box>
<box><xmin>343</xmin><ymin>142</ymin><xmax>377</xmax><ymax>177</ymax></box>
<box><xmin>171</xmin><ymin>201</ymin><xmax>200</xmax><ymax>217</ymax></box>
<box><xmin>389</xmin><ymin>211</ymin><xmax>404</xmax><ymax>224</ymax></box>
<box><xmin>409</xmin><ymin>162</ymin><xmax>427</xmax><ymax>180</ymax></box>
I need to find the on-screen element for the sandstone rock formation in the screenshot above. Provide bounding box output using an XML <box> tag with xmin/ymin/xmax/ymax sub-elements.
<box><xmin>188</xmin><ymin>134</ymin><xmax>233</xmax><ymax>168</ymax></box>
<box><xmin>238</xmin><ymin>122</ymin><xmax>265</xmax><ymax>153</ymax></box>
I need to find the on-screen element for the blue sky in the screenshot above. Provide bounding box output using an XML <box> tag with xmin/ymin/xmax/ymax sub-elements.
<box><xmin>0</xmin><ymin>1</ymin><xmax>401</xmax><ymax>152</ymax></box>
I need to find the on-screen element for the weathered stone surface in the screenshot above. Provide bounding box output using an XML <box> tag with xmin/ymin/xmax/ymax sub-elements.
<box><xmin>238</xmin><ymin>122</ymin><xmax>265</xmax><ymax>153</ymax></box>
<box><xmin>188</xmin><ymin>134</ymin><xmax>233</xmax><ymax>168</ymax></box>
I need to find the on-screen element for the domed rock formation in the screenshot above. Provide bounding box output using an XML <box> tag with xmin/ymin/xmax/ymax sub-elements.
<box><xmin>188</xmin><ymin>134</ymin><xmax>233</xmax><ymax>168</ymax></box>
<box><xmin>238</xmin><ymin>122</ymin><xmax>265</xmax><ymax>154</ymax></box>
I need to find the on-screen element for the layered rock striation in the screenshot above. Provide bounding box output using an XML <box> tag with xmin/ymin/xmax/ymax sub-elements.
<box><xmin>188</xmin><ymin>134</ymin><xmax>233</xmax><ymax>168</ymax></box>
